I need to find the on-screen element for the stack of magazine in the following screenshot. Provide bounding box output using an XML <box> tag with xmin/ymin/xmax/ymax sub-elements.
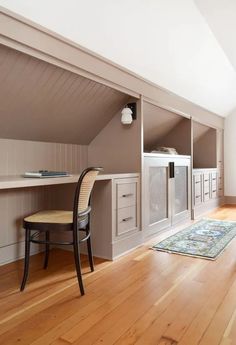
<box><xmin>23</xmin><ymin>170</ymin><xmax>70</xmax><ymax>178</ymax></box>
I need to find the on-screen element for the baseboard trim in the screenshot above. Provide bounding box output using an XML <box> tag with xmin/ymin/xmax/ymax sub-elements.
<box><xmin>0</xmin><ymin>242</ymin><xmax>42</xmax><ymax>266</ymax></box>
<box><xmin>224</xmin><ymin>196</ymin><xmax>236</xmax><ymax>204</ymax></box>
<box><xmin>192</xmin><ymin>197</ymin><xmax>224</xmax><ymax>219</ymax></box>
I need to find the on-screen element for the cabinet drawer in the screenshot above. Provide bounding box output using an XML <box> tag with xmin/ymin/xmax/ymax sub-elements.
<box><xmin>212</xmin><ymin>180</ymin><xmax>217</xmax><ymax>190</ymax></box>
<box><xmin>204</xmin><ymin>183</ymin><xmax>210</xmax><ymax>192</ymax></box>
<box><xmin>194</xmin><ymin>194</ymin><xmax>202</xmax><ymax>205</ymax></box>
<box><xmin>211</xmin><ymin>189</ymin><xmax>217</xmax><ymax>199</ymax></box>
<box><xmin>203</xmin><ymin>173</ymin><xmax>210</xmax><ymax>182</ymax></box>
<box><xmin>117</xmin><ymin>206</ymin><xmax>137</xmax><ymax>236</ymax></box>
<box><xmin>117</xmin><ymin>182</ymin><xmax>136</xmax><ymax>209</ymax></box>
<box><xmin>194</xmin><ymin>174</ymin><xmax>201</xmax><ymax>183</ymax></box>
<box><xmin>211</xmin><ymin>172</ymin><xmax>217</xmax><ymax>181</ymax></box>
<box><xmin>204</xmin><ymin>191</ymin><xmax>210</xmax><ymax>202</ymax></box>
<box><xmin>194</xmin><ymin>183</ymin><xmax>201</xmax><ymax>195</ymax></box>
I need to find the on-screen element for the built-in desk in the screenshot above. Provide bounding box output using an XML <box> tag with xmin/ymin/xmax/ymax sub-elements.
<box><xmin>0</xmin><ymin>173</ymin><xmax>141</xmax><ymax>264</ymax></box>
<box><xmin>0</xmin><ymin>173</ymin><xmax>138</xmax><ymax>190</ymax></box>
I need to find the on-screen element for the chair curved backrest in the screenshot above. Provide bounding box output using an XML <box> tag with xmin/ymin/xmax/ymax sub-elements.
<box><xmin>73</xmin><ymin>167</ymin><xmax>103</xmax><ymax>226</ymax></box>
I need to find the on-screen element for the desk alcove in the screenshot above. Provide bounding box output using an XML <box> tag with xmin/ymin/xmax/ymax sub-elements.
<box><xmin>0</xmin><ymin>44</ymin><xmax>142</xmax><ymax>265</ymax></box>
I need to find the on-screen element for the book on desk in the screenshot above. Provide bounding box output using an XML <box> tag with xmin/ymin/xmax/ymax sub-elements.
<box><xmin>23</xmin><ymin>170</ymin><xmax>71</xmax><ymax>178</ymax></box>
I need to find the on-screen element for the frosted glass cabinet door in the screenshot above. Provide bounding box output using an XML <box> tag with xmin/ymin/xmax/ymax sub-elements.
<box><xmin>172</xmin><ymin>158</ymin><xmax>191</xmax><ymax>225</ymax></box>
<box><xmin>143</xmin><ymin>157</ymin><xmax>171</xmax><ymax>235</ymax></box>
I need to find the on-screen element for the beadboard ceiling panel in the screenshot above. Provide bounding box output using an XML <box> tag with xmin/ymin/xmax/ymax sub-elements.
<box><xmin>0</xmin><ymin>45</ymin><xmax>130</xmax><ymax>144</ymax></box>
<box><xmin>143</xmin><ymin>101</ymin><xmax>183</xmax><ymax>149</ymax></box>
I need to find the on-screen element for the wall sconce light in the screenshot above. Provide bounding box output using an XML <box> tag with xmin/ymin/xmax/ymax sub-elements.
<box><xmin>121</xmin><ymin>103</ymin><xmax>137</xmax><ymax>125</ymax></box>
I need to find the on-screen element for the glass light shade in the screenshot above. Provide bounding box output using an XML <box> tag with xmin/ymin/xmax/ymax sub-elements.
<box><xmin>121</xmin><ymin>107</ymin><xmax>133</xmax><ymax>125</ymax></box>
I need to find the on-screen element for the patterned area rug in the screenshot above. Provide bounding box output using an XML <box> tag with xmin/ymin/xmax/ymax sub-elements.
<box><xmin>152</xmin><ymin>219</ymin><xmax>236</xmax><ymax>260</ymax></box>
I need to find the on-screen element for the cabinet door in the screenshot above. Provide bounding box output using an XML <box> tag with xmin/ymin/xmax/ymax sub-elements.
<box><xmin>172</xmin><ymin>158</ymin><xmax>191</xmax><ymax>225</ymax></box>
<box><xmin>143</xmin><ymin>157</ymin><xmax>171</xmax><ymax>236</ymax></box>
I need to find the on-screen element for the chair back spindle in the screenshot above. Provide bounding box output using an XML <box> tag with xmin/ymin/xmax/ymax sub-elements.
<box><xmin>78</xmin><ymin>170</ymin><xmax>99</xmax><ymax>212</ymax></box>
<box><xmin>73</xmin><ymin>167</ymin><xmax>103</xmax><ymax>225</ymax></box>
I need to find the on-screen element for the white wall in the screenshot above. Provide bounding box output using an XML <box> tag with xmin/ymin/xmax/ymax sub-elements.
<box><xmin>1</xmin><ymin>0</ymin><xmax>236</xmax><ymax>116</ymax></box>
<box><xmin>224</xmin><ymin>112</ymin><xmax>236</xmax><ymax>196</ymax></box>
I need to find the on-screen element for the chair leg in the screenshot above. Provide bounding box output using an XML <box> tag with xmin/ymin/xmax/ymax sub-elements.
<box><xmin>20</xmin><ymin>228</ymin><xmax>31</xmax><ymax>291</ymax></box>
<box><xmin>73</xmin><ymin>238</ymin><xmax>85</xmax><ymax>295</ymax></box>
<box><xmin>43</xmin><ymin>231</ymin><xmax>50</xmax><ymax>269</ymax></box>
<box><xmin>87</xmin><ymin>234</ymin><xmax>94</xmax><ymax>272</ymax></box>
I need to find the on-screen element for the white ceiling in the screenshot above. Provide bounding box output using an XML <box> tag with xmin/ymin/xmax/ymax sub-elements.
<box><xmin>1</xmin><ymin>0</ymin><xmax>236</xmax><ymax>117</ymax></box>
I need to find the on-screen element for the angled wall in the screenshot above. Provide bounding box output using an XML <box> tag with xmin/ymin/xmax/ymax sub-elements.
<box><xmin>88</xmin><ymin>100</ymin><xmax>142</xmax><ymax>174</ymax></box>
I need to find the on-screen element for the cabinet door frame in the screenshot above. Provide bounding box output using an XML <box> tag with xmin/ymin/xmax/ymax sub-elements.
<box><xmin>171</xmin><ymin>157</ymin><xmax>191</xmax><ymax>225</ymax></box>
<box><xmin>143</xmin><ymin>156</ymin><xmax>172</xmax><ymax>237</ymax></box>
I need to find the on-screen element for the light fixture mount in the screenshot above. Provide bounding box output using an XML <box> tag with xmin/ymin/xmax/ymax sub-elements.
<box><xmin>126</xmin><ymin>102</ymin><xmax>137</xmax><ymax>120</ymax></box>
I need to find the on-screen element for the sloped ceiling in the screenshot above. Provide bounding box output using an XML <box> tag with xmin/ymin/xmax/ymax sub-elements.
<box><xmin>195</xmin><ymin>0</ymin><xmax>236</xmax><ymax>117</ymax></box>
<box><xmin>0</xmin><ymin>0</ymin><xmax>236</xmax><ymax>117</ymax></box>
<box><xmin>195</xmin><ymin>0</ymin><xmax>236</xmax><ymax>72</ymax></box>
<box><xmin>0</xmin><ymin>45</ymin><xmax>129</xmax><ymax>144</ymax></box>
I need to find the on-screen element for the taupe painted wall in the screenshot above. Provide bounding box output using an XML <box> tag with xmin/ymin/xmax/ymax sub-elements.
<box><xmin>143</xmin><ymin>101</ymin><xmax>184</xmax><ymax>151</ymax></box>
<box><xmin>88</xmin><ymin>100</ymin><xmax>141</xmax><ymax>174</ymax></box>
<box><xmin>158</xmin><ymin>118</ymin><xmax>192</xmax><ymax>156</ymax></box>
<box><xmin>143</xmin><ymin>101</ymin><xmax>191</xmax><ymax>155</ymax></box>
<box><xmin>193</xmin><ymin>128</ymin><xmax>217</xmax><ymax>168</ymax></box>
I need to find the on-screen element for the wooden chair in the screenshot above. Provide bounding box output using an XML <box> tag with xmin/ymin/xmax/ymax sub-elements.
<box><xmin>20</xmin><ymin>167</ymin><xmax>103</xmax><ymax>295</ymax></box>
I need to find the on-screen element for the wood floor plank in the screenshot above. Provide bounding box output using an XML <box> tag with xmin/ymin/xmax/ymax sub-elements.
<box><xmin>198</xmin><ymin>278</ymin><xmax>236</xmax><ymax>345</ymax></box>
<box><xmin>62</xmin><ymin>261</ymin><xmax>205</xmax><ymax>345</ymax></box>
<box><xmin>28</xmin><ymin>253</ymin><xmax>184</xmax><ymax>344</ymax></box>
<box><xmin>0</xmin><ymin>244</ymin><xmax>176</xmax><ymax>343</ymax></box>
<box><xmin>0</xmin><ymin>205</ymin><xmax>236</xmax><ymax>345</ymax></box>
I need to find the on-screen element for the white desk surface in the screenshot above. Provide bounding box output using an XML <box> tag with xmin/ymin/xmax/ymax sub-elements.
<box><xmin>0</xmin><ymin>173</ymin><xmax>139</xmax><ymax>190</ymax></box>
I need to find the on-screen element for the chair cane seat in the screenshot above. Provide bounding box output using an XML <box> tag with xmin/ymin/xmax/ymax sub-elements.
<box><xmin>24</xmin><ymin>210</ymin><xmax>73</xmax><ymax>224</ymax></box>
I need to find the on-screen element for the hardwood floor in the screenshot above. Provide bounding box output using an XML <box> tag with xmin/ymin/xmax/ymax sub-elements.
<box><xmin>1</xmin><ymin>205</ymin><xmax>236</xmax><ymax>344</ymax></box>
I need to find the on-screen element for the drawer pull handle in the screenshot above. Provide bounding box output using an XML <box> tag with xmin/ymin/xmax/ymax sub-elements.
<box><xmin>195</xmin><ymin>181</ymin><xmax>201</xmax><ymax>184</ymax></box>
<box><xmin>212</xmin><ymin>178</ymin><xmax>216</xmax><ymax>181</ymax></box>
<box><xmin>204</xmin><ymin>179</ymin><xmax>209</xmax><ymax>182</ymax></box>
<box><xmin>122</xmin><ymin>193</ymin><xmax>133</xmax><ymax>198</ymax></box>
<box><xmin>205</xmin><ymin>192</ymin><xmax>209</xmax><ymax>195</ymax></box>
<box><xmin>213</xmin><ymin>190</ymin><xmax>217</xmax><ymax>193</ymax></box>
<box><xmin>122</xmin><ymin>217</ymin><xmax>133</xmax><ymax>222</ymax></box>
<box><xmin>196</xmin><ymin>195</ymin><xmax>201</xmax><ymax>199</ymax></box>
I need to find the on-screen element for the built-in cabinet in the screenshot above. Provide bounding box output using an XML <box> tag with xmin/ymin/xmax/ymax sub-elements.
<box><xmin>192</xmin><ymin>168</ymin><xmax>222</xmax><ymax>217</ymax></box>
<box><xmin>193</xmin><ymin>169</ymin><xmax>218</xmax><ymax>204</ymax></box>
<box><xmin>113</xmin><ymin>177</ymin><xmax>140</xmax><ymax>242</ymax></box>
<box><xmin>143</xmin><ymin>154</ymin><xmax>191</xmax><ymax>237</ymax></box>
<box><xmin>192</xmin><ymin>122</ymin><xmax>224</xmax><ymax>218</ymax></box>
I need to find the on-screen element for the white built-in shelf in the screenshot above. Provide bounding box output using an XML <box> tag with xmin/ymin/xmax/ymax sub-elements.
<box><xmin>193</xmin><ymin>168</ymin><xmax>218</xmax><ymax>171</ymax></box>
<box><xmin>143</xmin><ymin>153</ymin><xmax>191</xmax><ymax>159</ymax></box>
<box><xmin>0</xmin><ymin>173</ymin><xmax>139</xmax><ymax>190</ymax></box>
